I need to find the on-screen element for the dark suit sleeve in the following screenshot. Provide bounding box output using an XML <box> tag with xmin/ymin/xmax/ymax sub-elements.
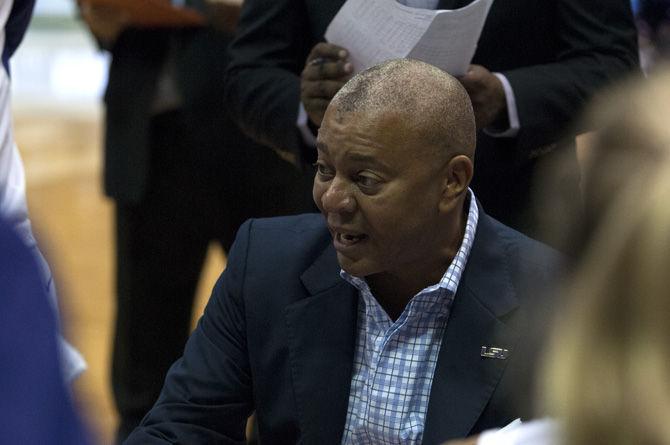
<box><xmin>223</xmin><ymin>0</ymin><xmax>314</xmax><ymax>161</ymax></box>
<box><xmin>503</xmin><ymin>0</ymin><xmax>639</xmax><ymax>150</ymax></box>
<box><xmin>124</xmin><ymin>221</ymin><xmax>255</xmax><ymax>444</ymax></box>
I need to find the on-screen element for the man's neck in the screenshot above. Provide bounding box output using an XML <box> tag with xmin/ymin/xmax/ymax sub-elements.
<box><xmin>367</xmin><ymin>271</ymin><xmax>446</xmax><ymax>321</ymax></box>
<box><xmin>366</xmin><ymin>202</ymin><xmax>468</xmax><ymax>321</ymax></box>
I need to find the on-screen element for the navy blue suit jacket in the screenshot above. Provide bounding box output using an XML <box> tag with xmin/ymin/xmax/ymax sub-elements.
<box><xmin>125</xmin><ymin>211</ymin><xmax>560</xmax><ymax>444</ymax></box>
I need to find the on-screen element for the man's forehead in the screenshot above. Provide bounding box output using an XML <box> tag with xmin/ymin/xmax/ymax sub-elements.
<box><xmin>322</xmin><ymin>105</ymin><xmax>358</xmax><ymax>127</ymax></box>
<box><xmin>317</xmin><ymin>116</ymin><xmax>433</xmax><ymax>174</ymax></box>
<box><xmin>325</xmin><ymin>107</ymin><xmax>433</xmax><ymax>151</ymax></box>
<box><xmin>330</xmin><ymin>105</ymin><xmax>348</xmax><ymax>123</ymax></box>
<box><xmin>324</xmin><ymin>105</ymin><xmax>415</xmax><ymax>135</ymax></box>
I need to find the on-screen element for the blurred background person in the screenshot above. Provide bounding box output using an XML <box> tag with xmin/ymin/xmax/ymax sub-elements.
<box><xmin>541</xmin><ymin>65</ymin><xmax>670</xmax><ymax>445</ymax></box>
<box><xmin>541</xmin><ymin>168</ymin><xmax>670</xmax><ymax>445</ymax></box>
<box><xmin>446</xmin><ymin>65</ymin><xmax>670</xmax><ymax>445</ymax></box>
<box><xmin>1</xmin><ymin>0</ymin><xmax>85</xmax><ymax>382</ymax></box>
<box><xmin>78</xmin><ymin>0</ymin><xmax>315</xmax><ymax>441</ymax></box>
<box><xmin>0</xmin><ymin>216</ymin><xmax>90</xmax><ymax>445</ymax></box>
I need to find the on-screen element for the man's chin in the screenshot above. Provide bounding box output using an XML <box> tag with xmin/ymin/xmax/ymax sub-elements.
<box><xmin>336</xmin><ymin>252</ymin><xmax>375</xmax><ymax>278</ymax></box>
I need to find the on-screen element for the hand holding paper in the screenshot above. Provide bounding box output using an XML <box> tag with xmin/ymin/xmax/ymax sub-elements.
<box><xmin>324</xmin><ymin>0</ymin><xmax>494</xmax><ymax>76</ymax></box>
<box><xmin>300</xmin><ymin>42</ymin><xmax>354</xmax><ymax>126</ymax></box>
<box><xmin>459</xmin><ymin>64</ymin><xmax>506</xmax><ymax>129</ymax></box>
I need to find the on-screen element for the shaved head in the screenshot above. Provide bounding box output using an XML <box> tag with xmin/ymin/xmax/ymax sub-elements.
<box><xmin>330</xmin><ymin>58</ymin><xmax>476</xmax><ymax>159</ymax></box>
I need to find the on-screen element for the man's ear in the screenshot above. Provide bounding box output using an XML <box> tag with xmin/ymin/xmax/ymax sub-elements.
<box><xmin>440</xmin><ymin>155</ymin><xmax>473</xmax><ymax>212</ymax></box>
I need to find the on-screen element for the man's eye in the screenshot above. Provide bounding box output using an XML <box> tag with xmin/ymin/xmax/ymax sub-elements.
<box><xmin>356</xmin><ymin>174</ymin><xmax>380</xmax><ymax>188</ymax></box>
<box><xmin>313</xmin><ymin>162</ymin><xmax>334</xmax><ymax>178</ymax></box>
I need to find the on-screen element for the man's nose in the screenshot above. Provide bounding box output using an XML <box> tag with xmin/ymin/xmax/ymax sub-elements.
<box><xmin>320</xmin><ymin>177</ymin><xmax>356</xmax><ymax>214</ymax></box>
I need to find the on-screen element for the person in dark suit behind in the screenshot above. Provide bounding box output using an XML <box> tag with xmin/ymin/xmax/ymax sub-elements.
<box><xmin>0</xmin><ymin>217</ymin><xmax>90</xmax><ymax>445</ymax></box>
<box><xmin>124</xmin><ymin>59</ymin><xmax>561</xmax><ymax>444</ymax></box>
<box><xmin>224</xmin><ymin>0</ymin><xmax>639</xmax><ymax>242</ymax></box>
<box><xmin>79</xmin><ymin>1</ymin><xmax>315</xmax><ymax>440</ymax></box>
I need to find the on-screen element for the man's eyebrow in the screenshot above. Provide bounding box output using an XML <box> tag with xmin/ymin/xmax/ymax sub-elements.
<box><xmin>316</xmin><ymin>141</ymin><xmax>329</xmax><ymax>154</ymax></box>
<box><xmin>315</xmin><ymin>144</ymin><xmax>388</xmax><ymax>169</ymax></box>
<box><xmin>346</xmin><ymin>152</ymin><xmax>386</xmax><ymax>167</ymax></box>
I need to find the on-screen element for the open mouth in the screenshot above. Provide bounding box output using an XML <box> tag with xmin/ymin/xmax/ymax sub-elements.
<box><xmin>335</xmin><ymin>232</ymin><xmax>368</xmax><ymax>246</ymax></box>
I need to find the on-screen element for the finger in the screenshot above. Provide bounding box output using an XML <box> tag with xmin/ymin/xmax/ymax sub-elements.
<box><xmin>460</xmin><ymin>71</ymin><xmax>481</xmax><ymax>84</ymax></box>
<box><xmin>307</xmin><ymin>42</ymin><xmax>349</xmax><ymax>62</ymax></box>
<box><xmin>303</xmin><ymin>98</ymin><xmax>331</xmax><ymax>124</ymax></box>
<box><xmin>459</xmin><ymin>73</ymin><xmax>487</xmax><ymax>96</ymax></box>
<box><xmin>301</xmin><ymin>59</ymin><xmax>353</xmax><ymax>81</ymax></box>
<box><xmin>458</xmin><ymin>77</ymin><xmax>477</xmax><ymax>95</ymax></box>
<box><xmin>301</xmin><ymin>80</ymin><xmax>346</xmax><ymax>99</ymax></box>
<box><xmin>466</xmin><ymin>64</ymin><xmax>486</xmax><ymax>74</ymax></box>
<box><xmin>462</xmin><ymin>63</ymin><xmax>487</xmax><ymax>78</ymax></box>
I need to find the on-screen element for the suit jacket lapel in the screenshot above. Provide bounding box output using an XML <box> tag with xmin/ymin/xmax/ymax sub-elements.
<box><xmin>423</xmin><ymin>211</ymin><xmax>521</xmax><ymax>444</ymax></box>
<box><xmin>285</xmin><ymin>244</ymin><xmax>358</xmax><ymax>445</ymax></box>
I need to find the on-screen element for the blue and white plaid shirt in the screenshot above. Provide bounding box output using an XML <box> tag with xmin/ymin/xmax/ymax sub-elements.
<box><xmin>340</xmin><ymin>189</ymin><xmax>479</xmax><ymax>444</ymax></box>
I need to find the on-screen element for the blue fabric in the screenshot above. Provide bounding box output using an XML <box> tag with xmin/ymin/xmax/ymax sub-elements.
<box><xmin>631</xmin><ymin>0</ymin><xmax>640</xmax><ymax>13</ymax></box>
<box><xmin>3</xmin><ymin>0</ymin><xmax>36</xmax><ymax>76</ymax></box>
<box><xmin>0</xmin><ymin>217</ymin><xmax>90</xmax><ymax>444</ymax></box>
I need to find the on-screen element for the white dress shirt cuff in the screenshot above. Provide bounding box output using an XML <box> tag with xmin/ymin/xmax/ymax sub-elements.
<box><xmin>483</xmin><ymin>72</ymin><xmax>520</xmax><ymax>138</ymax></box>
<box><xmin>297</xmin><ymin>102</ymin><xmax>318</xmax><ymax>147</ymax></box>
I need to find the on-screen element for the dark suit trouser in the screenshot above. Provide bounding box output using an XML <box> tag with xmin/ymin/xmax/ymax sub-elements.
<box><xmin>111</xmin><ymin>110</ymin><xmax>315</xmax><ymax>442</ymax></box>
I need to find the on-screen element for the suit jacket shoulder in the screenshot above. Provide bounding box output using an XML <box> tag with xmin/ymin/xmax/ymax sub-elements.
<box><xmin>238</xmin><ymin>214</ymin><xmax>334</xmax><ymax>292</ymax></box>
<box><xmin>125</xmin><ymin>213</ymin><xmax>351</xmax><ymax>444</ymax></box>
<box><xmin>486</xmin><ymin>213</ymin><xmax>563</xmax><ymax>278</ymax></box>
<box><xmin>422</xmin><ymin>210</ymin><xmax>563</xmax><ymax>443</ymax></box>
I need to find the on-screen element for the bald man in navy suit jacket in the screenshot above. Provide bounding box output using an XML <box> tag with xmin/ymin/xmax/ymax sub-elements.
<box><xmin>126</xmin><ymin>60</ymin><xmax>561</xmax><ymax>444</ymax></box>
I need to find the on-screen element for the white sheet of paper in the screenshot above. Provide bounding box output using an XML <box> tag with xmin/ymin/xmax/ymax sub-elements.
<box><xmin>325</xmin><ymin>0</ymin><xmax>494</xmax><ymax>76</ymax></box>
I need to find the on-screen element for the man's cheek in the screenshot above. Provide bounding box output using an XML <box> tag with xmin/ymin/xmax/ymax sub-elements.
<box><xmin>312</xmin><ymin>187</ymin><xmax>324</xmax><ymax>211</ymax></box>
